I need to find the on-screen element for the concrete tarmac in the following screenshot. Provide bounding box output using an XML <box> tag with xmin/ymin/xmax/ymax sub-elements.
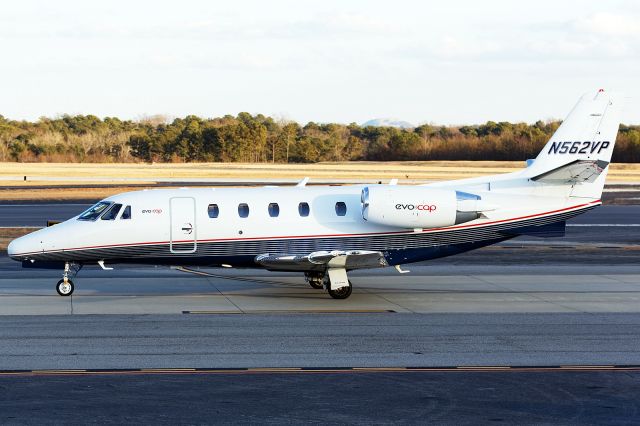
<box><xmin>1</xmin><ymin>250</ymin><xmax>640</xmax><ymax>315</ymax></box>
<box><xmin>0</xmin><ymin>238</ymin><xmax>639</xmax><ymax>370</ymax></box>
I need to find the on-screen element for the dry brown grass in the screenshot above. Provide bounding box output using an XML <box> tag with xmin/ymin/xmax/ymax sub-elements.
<box><xmin>1</xmin><ymin>161</ymin><xmax>524</xmax><ymax>181</ymax></box>
<box><xmin>0</xmin><ymin>186</ymin><xmax>164</xmax><ymax>201</ymax></box>
<box><xmin>3</xmin><ymin>161</ymin><xmax>640</xmax><ymax>181</ymax></box>
<box><xmin>1</xmin><ymin>161</ymin><xmax>638</xmax><ymax>201</ymax></box>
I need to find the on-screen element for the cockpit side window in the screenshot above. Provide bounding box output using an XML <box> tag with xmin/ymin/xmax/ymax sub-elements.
<box><xmin>78</xmin><ymin>201</ymin><xmax>112</xmax><ymax>221</ymax></box>
<box><xmin>121</xmin><ymin>205</ymin><xmax>132</xmax><ymax>220</ymax></box>
<box><xmin>101</xmin><ymin>203</ymin><xmax>122</xmax><ymax>220</ymax></box>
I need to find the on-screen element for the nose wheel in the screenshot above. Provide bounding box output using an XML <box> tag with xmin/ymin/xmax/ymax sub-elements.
<box><xmin>56</xmin><ymin>278</ymin><xmax>74</xmax><ymax>296</ymax></box>
<box><xmin>56</xmin><ymin>261</ymin><xmax>81</xmax><ymax>296</ymax></box>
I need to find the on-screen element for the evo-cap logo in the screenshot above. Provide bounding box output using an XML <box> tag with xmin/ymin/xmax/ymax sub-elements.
<box><xmin>395</xmin><ymin>204</ymin><xmax>437</xmax><ymax>212</ymax></box>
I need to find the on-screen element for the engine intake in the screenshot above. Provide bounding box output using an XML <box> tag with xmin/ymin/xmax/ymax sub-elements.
<box><xmin>361</xmin><ymin>186</ymin><xmax>482</xmax><ymax>229</ymax></box>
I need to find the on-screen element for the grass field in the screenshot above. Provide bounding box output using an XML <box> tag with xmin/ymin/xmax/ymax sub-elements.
<box><xmin>0</xmin><ymin>161</ymin><xmax>527</xmax><ymax>181</ymax></box>
<box><xmin>3</xmin><ymin>161</ymin><xmax>639</xmax><ymax>181</ymax></box>
<box><xmin>1</xmin><ymin>161</ymin><xmax>639</xmax><ymax>201</ymax></box>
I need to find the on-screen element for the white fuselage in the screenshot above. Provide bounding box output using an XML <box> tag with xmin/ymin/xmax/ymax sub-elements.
<box><xmin>7</xmin><ymin>177</ymin><xmax>599</xmax><ymax>269</ymax></box>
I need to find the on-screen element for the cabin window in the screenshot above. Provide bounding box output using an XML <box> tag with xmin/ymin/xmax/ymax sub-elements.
<box><xmin>101</xmin><ymin>203</ymin><xmax>122</xmax><ymax>220</ymax></box>
<box><xmin>238</xmin><ymin>203</ymin><xmax>250</xmax><ymax>218</ymax></box>
<box><xmin>208</xmin><ymin>204</ymin><xmax>220</xmax><ymax>218</ymax></box>
<box><xmin>298</xmin><ymin>202</ymin><xmax>310</xmax><ymax>217</ymax></box>
<box><xmin>121</xmin><ymin>205</ymin><xmax>132</xmax><ymax>220</ymax></box>
<box><xmin>78</xmin><ymin>201</ymin><xmax>112</xmax><ymax>221</ymax></box>
<box><xmin>268</xmin><ymin>203</ymin><xmax>279</xmax><ymax>217</ymax></box>
<box><xmin>335</xmin><ymin>202</ymin><xmax>347</xmax><ymax>216</ymax></box>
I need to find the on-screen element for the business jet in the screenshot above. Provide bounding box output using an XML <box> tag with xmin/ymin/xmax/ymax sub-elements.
<box><xmin>8</xmin><ymin>90</ymin><xmax>621</xmax><ymax>299</ymax></box>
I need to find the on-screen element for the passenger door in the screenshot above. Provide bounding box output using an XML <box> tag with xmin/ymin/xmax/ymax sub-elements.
<box><xmin>170</xmin><ymin>197</ymin><xmax>197</xmax><ymax>254</ymax></box>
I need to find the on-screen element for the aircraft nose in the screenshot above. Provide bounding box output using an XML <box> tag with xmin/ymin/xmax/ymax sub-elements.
<box><xmin>7</xmin><ymin>234</ymin><xmax>41</xmax><ymax>261</ymax></box>
<box><xmin>7</xmin><ymin>238</ymin><xmax>20</xmax><ymax>260</ymax></box>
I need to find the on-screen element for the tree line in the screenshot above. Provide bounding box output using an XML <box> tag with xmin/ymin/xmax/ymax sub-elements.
<box><xmin>0</xmin><ymin>113</ymin><xmax>638</xmax><ymax>163</ymax></box>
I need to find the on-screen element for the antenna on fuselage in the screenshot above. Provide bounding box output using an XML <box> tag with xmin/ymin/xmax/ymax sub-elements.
<box><xmin>296</xmin><ymin>177</ymin><xmax>310</xmax><ymax>187</ymax></box>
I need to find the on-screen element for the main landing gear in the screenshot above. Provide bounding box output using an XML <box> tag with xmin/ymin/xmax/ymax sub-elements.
<box><xmin>56</xmin><ymin>262</ymin><xmax>81</xmax><ymax>297</ymax></box>
<box><xmin>305</xmin><ymin>272</ymin><xmax>324</xmax><ymax>289</ymax></box>
<box><xmin>305</xmin><ymin>270</ymin><xmax>353</xmax><ymax>299</ymax></box>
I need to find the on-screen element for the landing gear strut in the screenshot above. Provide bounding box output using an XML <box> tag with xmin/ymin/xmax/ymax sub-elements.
<box><xmin>56</xmin><ymin>262</ymin><xmax>81</xmax><ymax>297</ymax></box>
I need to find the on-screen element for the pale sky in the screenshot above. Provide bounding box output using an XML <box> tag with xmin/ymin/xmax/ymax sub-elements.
<box><xmin>1</xmin><ymin>0</ymin><xmax>639</xmax><ymax>125</ymax></box>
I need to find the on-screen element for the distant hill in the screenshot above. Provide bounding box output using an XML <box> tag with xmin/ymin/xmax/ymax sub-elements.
<box><xmin>362</xmin><ymin>118</ymin><xmax>414</xmax><ymax>129</ymax></box>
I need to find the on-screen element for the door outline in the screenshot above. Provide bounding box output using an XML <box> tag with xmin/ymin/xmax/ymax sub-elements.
<box><xmin>170</xmin><ymin>197</ymin><xmax>197</xmax><ymax>254</ymax></box>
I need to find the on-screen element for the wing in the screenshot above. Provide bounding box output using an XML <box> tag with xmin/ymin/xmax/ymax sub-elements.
<box><xmin>530</xmin><ymin>159</ymin><xmax>609</xmax><ymax>184</ymax></box>
<box><xmin>255</xmin><ymin>250</ymin><xmax>388</xmax><ymax>272</ymax></box>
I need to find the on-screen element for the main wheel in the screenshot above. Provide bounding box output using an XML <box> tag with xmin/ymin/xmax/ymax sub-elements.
<box><xmin>56</xmin><ymin>279</ymin><xmax>74</xmax><ymax>297</ymax></box>
<box><xmin>328</xmin><ymin>280</ymin><xmax>353</xmax><ymax>300</ymax></box>
<box><xmin>308</xmin><ymin>278</ymin><xmax>324</xmax><ymax>289</ymax></box>
<box><xmin>305</xmin><ymin>273</ymin><xmax>324</xmax><ymax>289</ymax></box>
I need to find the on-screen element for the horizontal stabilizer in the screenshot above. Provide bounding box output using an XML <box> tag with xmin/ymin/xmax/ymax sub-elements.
<box><xmin>255</xmin><ymin>250</ymin><xmax>388</xmax><ymax>272</ymax></box>
<box><xmin>531</xmin><ymin>159</ymin><xmax>609</xmax><ymax>184</ymax></box>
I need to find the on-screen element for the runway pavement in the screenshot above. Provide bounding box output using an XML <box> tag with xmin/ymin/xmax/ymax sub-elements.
<box><xmin>2</xmin><ymin>369</ymin><xmax>639</xmax><ymax>425</ymax></box>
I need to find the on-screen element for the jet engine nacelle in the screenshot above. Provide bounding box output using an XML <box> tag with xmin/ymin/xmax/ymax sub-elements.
<box><xmin>361</xmin><ymin>186</ymin><xmax>484</xmax><ymax>229</ymax></box>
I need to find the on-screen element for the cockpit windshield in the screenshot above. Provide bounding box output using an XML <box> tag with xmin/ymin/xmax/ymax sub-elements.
<box><xmin>78</xmin><ymin>201</ymin><xmax>112</xmax><ymax>221</ymax></box>
<box><xmin>101</xmin><ymin>203</ymin><xmax>122</xmax><ymax>220</ymax></box>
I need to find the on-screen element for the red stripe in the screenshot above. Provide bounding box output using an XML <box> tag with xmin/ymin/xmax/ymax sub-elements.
<box><xmin>15</xmin><ymin>200</ymin><xmax>600</xmax><ymax>256</ymax></box>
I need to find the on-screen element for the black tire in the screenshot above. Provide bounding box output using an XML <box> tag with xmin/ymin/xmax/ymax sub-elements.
<box><xmin>305</xmin><ymin>272</ymin><xmax>324</xmax><ymax>289</ymax></box>
<box><xmin>328</xmin><ymin>280</ymin><xmax>353</xmax><ymax>300</ymax></box>
<box><xmin>309</xmin><ymin>280</ymin><xmax>324</xmax><ymax>289</ymax></box>
<box><xmin>56</xmin><ymin>279</ymin><xmax>74</xmax><ymax>297</ymax></box>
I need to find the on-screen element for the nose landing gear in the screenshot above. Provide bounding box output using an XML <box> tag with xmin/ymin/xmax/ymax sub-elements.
<box><xmin>56</xmin><ymin>262</ymin><xmax>81</xmax><ymax>297</ymax></box>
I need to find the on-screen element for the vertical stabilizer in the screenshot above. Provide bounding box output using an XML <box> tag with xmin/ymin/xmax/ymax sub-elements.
<box><xmin>525</xmin><ymin>90</ymin><xmax>622</xmax><ymax>199</ymax></box>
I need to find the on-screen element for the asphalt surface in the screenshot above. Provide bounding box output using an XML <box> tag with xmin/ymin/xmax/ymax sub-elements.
<box><xmin>2</xmin><ymin>312</ymin><xmax>640</xmax><ymax>370</ymax></box>
<box><xmin>2</xmin><ymin>370</ymin><xmax>639</xmax><ymax>425</ymax></box>
<box><xmin>0</xmin><ymin>202</ymin><xmax>90</xmax><ymax>226</ymax></box>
